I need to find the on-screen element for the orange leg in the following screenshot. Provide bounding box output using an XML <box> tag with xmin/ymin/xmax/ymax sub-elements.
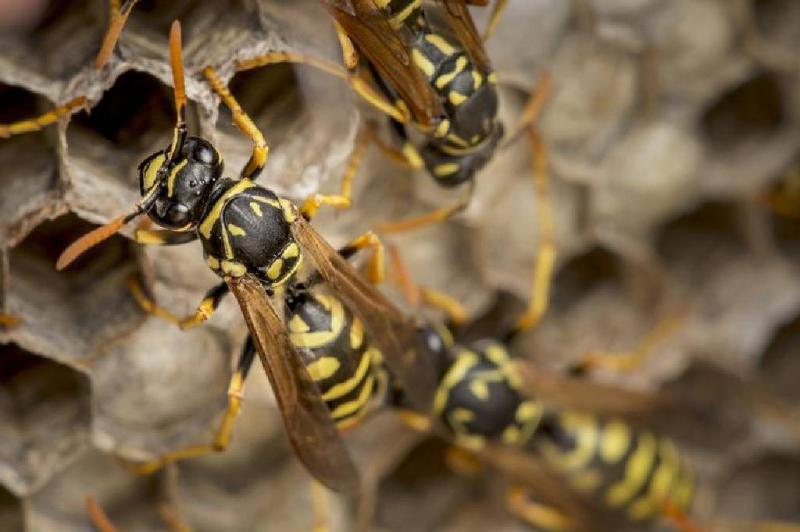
<box><xmin>0</xmin><ymin>96</ymin><xmax>87</xmax><ymax>138</ymax></box>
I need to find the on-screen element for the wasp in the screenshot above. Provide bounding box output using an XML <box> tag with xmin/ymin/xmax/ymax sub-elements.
<box><xmin>232</xmin><ymin>0</ymin><xmax>545</xmax><ymax>232</ymax></box>
<box><xmin>56</xmin><ymin>20</ymin><xmax>440</xmax><ymax>494</ymax></box>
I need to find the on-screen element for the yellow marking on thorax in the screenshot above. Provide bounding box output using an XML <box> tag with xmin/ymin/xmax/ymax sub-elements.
<box><xmin>446</xmin><ymin>133</ymin><xmax>470</xmax><ymax>148</ymax></box>
<box><xmin>514</xmin><ymin>400</ymin><xmax>544</xmax><ymax>444</ymax></box>
<box><xmin>600</xmin><ymin>420</ymin><xmax>632</xmax><ymax>464</ymax></box>
<box><xmin>251</xmin><ymin>195</ymin><xmax>281</xmax><ymax>209</ymax></box>
<box><xmin>330</xmin><ymin>375</ymin><xmax>375</xmax><ymax>418</ymax></box>
<box><xmin>402</xmin><ymin>143</ymin><xmax>424</xmax><ymax>169</ymax></box>
<box><xmin>412</xmin><ymin>49</ymin><xmax>436</xmax><ymax>78</ymax></box>
<box><xmin>349</xmin><ymin>318</ymin><xmax>364</xmax><ymax>349</ymax></box>
<box><xmin>220</xmin><ymin>260</ymin><xmax>246</xmax><ymax>277</ymax></box>
<box><xmin>606</xmin><ymin>432</ymin><xmax>657</xmax><ymax>507</ymax></box>
<box><xmin>199</xmin><ymin>179</ymin><xmax>257</xmax><ymax>238</ymax></box>
<box><xmin>306</xmin><ymin>356</ymin><xmax>340</xmax><ymax>382</ymax></box>
<box><xmin>449</xmin><ymin>91</ymin><xmax>467</xmax><ymax>106</ymax></box>
<box><xmin>282</xmin><ymin>242</ymin><xmax>299</xmax><ymax>259</ymax></box>
<box><xmin>279</xmin><ymin>198</ymin><xmax>296</xmax><ymax>222</ymax></box>
<box><xmin>322</xmin><ymin>350</ymin><xmax>373</xmax><ymax>401</ymax></box>
<box><xmin>434</xmin><ymin>163</ymin><xmax>460</xmax><ymax>177</ymax></box>
<box><xmin>249</xmin><ymin>202</ymin><xmax>263</xmax><ymax>217</ymax></box>
<box><xmin>425</xmin><ymin>34</ymin><xmax>456</xmax><ymax>55</ymax></box>
<box><xmin>206</xmin><ymin>255</ymin><xmax>220</xmax><ymax>270</ymax></box>
<box><xmin>472</xmin><ymin>70</ymin><xmax>483</xmax><ymax>90</ymax></box>
<box><xmin>434</xmin><ymin>119</ymin><xmax>450</xmax><ymax>138</ymax></box>
<box><xmin>227</xmin><ymin>224</ymin><xmax>246</xmax><ymax>236</ymax></box>
<box><xmin>449</xmin><ymin>407</ymin><xmax>488</xmax><ymax>450</ymax></box>
<box><xmin>166</xmin><ymin>159</ymin><xmax>188</xmax><ymax>197</ymax></box>
<box><xmin>142</xmin><ymin>153</ymin><xmax>166</xmax><ymax>191</ymax></box>
<box><xmin>434</xmin><ymin>349</ymin><xmax>479</xmax><ymax>414</ymax></box>
<box><xmin>288</xmin><ymin>314</ymin><xmax>310</xmax><ymax>333</ymax></box>
<box><xmin>266</xmin><ymin>258</ymin><xmax>284</xmax><ymax>280</ymax></box>
<box><xmin>546</xmin><ymin>412</ymin><xmax>598</xmax><ymax>471</ymax></box>
<box><xmin>435</xmin><ymin>56</ymin><xmax>468</xmax><ymax>89</ymax></box>
<box><xmin>484</xmin><ymin>343</ymin><xmax>510</xmax><ymax>366</ymax></box>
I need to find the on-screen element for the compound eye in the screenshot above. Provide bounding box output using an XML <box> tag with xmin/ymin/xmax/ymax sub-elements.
<box><xmin>193</xmin><ymin>141</ymin><xmax>217</xmax><ymax>165</ymax></box>
<box><xmin>166</xmin><ymin>203</ymin><xmax>190</xmax><ymax>226</ymax></box>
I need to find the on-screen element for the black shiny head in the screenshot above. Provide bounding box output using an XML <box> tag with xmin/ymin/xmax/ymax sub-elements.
<box><xmin>421</xmin><ymin>123</ymin><xmax>504</xmax><ymax>187</ymax></box>
<box><xmin>138</xmin><ymin>137</ymin><xmax>223</xmax><ymax>229</ymax></box>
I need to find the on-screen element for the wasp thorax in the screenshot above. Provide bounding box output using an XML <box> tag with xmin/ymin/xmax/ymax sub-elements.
<box><xmin>138</xmin><ymin>137</ymin><xmax>224</xmax><ymax>229</ymax></box>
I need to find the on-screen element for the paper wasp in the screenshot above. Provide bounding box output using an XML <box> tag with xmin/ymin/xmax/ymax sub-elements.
<box><xmin>55</xmin><ymin>20</ymin><xmax>440</xmax><ymax>495</ymax></box>
<box><xmin>233</xmin><ymin>0</ymin><xmax>544</xmax><ymax>233</ymax></box>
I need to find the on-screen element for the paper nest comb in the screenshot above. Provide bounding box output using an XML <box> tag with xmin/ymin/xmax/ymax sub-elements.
<box><xmin>1</xmin><ymin>0</ymin><xmax>800</xmax><ymax>529</ymax></box>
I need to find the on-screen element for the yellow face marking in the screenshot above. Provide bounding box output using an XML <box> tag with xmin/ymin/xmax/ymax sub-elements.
<box><xmin>288</xmin><ymin>314</ymin><xmax>310</xmax><ymax>333</ymax></box>
<box><xmin>306</xmin><ymin>356</ymin><xmax>340</xmax><ymax>382</ymax></box>
<box><xmin>411</xmin><ymin>49</ymin><xmax>436</xmax><ymax>78</ymax></box>
<box><xmin>330</xmin><ymin>375</ymin><xmax>375</xmax><ymax>419</ymax></box>
<box><xmin>166</xmin><ymin>159</ymin><xmax>188</xmax><ymax>197</ymax></box>
<box><xmin>435</xmin><ymin>56</ymin><xmax>468</xmax><ymax>89</ymax></box>
<box><xmin>434</xmin><ymin>349</ymin><xmax>478</xmax><ymax>414</ymax></box>
<box><xmin>545</xmin><ymin>412</ymin><xmax>597</xmax><ymax>471</ymax></box>
<box><xmin>349</xmin><ymin>318</ymin><xmax>364</xmax><ymax>349</ymax></box>
<box><xmin>606</xmin><ymin>432</ymin><xmax>657</xmax><ymax>507</ymax></box>
<box><xmin>433</xmin><ymin>163</ymin><xmax>460</xmax><ymax>177</ymax></box>
<box><xmin>135</xmin><ymin>231</ymin><xmax>167</xmax><ymax>245</ymax></box>
<box><xmin>266</xmin><ymin>258</ymin><xmax>284</xmax><ymax>280</ymax></box>
<box><xmin>199</xmin><ymin>179</ymin><xmax>256</xmax><ymax>238</ymax></box>
<box><xmin>472</xmin><ymin>70</ymin><xmax>483</xmax><ymax>90</ymax></box>
<box><xmin>206</xmin><ymin>255</ymin><xmax>220</xmax><ymax>270</ymax></box>
<box><xmin>601</xmin><ymin>420</ymin><xmax>631</xmax><ymax>465</ymax></box>
<box><xmin>321</xmin><ymin>350</ymin><xmax>372</xmax><ymax>401</ymax></box>
<box><xmin>227</xmin><ymin>223</ymin><xmax>246</xmax><ymax>237</ymax></box>
<box><xmin>221</xmin><ymin>260</ymin><xmax>246</xmax><ymax>277</ymax></box>
<box><xmin>249</xmin><ymin>202</ymin><xmax>263</xmax><ymax>217</ymax></box>
<box><xmin>282</xmin><ymin>242</ymin><xmax>299</xmax><ymax>259</ymax></box>
<box><xmin>142</xmin><ymin>153</ymin><xmax>166</xmax><ymax>191</ymax></box>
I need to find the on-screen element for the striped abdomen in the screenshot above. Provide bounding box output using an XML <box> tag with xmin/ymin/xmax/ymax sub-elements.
<box><xmin>286</xmin><ymin>289</ymin><xmax>388</xmax><ymax>430</ymax></box>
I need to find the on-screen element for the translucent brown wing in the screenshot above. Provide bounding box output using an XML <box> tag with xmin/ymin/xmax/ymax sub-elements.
<box><xmin>226</xmin><ymin>274</ymin><xmax>360</xmax><ymax>494</ymax></box>
<box><xmin>435</xmin><ymin>0</ymin><xmax>492</xmax><ymax>73</ymax></box>
<box><xmin>290</xmin><ymin>215</ymin><xmax>439</xmax><ymax>413</ymax></box>
<box><xmin>322</xmin><ymin>0</ymin><xmax>445</xmax><ymax>128</ymax></box>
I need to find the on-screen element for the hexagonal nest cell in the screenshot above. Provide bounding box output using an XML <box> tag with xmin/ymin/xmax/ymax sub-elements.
<box><xmin>1</xmin><ymin>0</ymin><xmax>800</xmax><ymax>530</ymax></box>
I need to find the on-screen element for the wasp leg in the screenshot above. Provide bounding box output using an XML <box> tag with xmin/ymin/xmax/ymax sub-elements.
<box><xmin>573</xmin><ymin>311</ymin><xmax>685</xmax><ymax>374</ymax></box>
<box><xmin>85</xmin><ymin>495</ymin><xmax>117</xmax><ymax>532</ymax></box>
<box><xmin>506</xmin><ymin>486</ymin><xmax>575</xmax><ymax>531</ymax></box>
<box><xmin>236</xmin><ymin>47</ymin><xmax>408</xmax><ymax>124</ymax></box>
<box><xmin>482</xmin><ymin>0</ymin><xmax>510</xmax><ymax>42</ymax></box>
<box><xmin>126</xmin><ymin>337</ymin><xmax>256</xmax><ymax>475</ymax></box>
<box><xmin>203</xmin><ymin>67</ymin><xmax>269</xmax><ymax>181</ymax></box>
<box><xmin>310</xmin><ymin>481</ymin><xmax>331</xmax><ymax>532</ymax></box>
<box><xmin>0</xmin><ymin>314</ymin><xmax>20</xmax><ymax>328</ymax></box>
<box><xmin>334</xmin><ymin>231</ymin><xmax>386</xmax><ymax>284</ymax></box>
<box><xmin>374</xmin><ymin>179</ymin><xmax>475</xmax><ymax>234</ymax></box>
<box><xmin>95</xmin><ymin>0</ymin><xmax>140</xmax><ymax>69</ymax></box>
<box><xmin>0</xmin><ymin>96</ymin><xmax>87</xmax><ymax>139</ymax></box>
<box><xmin>128</xmin><ymin>276</ymin><xmax>229</xmax><ymax>331</ymax></box>
<box><xmin>505</xmin><ymin>74</ymin><xmax>555</xmax><ymax>336</ymax></box>
<box><xmin>300</xmin><ymin>122</ymin><xmax>375</xmax><ymax>220</ymax></box>
<box><xmin>444</xmin><ymin>445</ymin><xmax>485</xmax><ymax>477</ymax></box>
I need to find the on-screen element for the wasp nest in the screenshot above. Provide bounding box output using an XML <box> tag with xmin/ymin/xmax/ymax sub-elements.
<box><xmin>1</xmin><ymin>0</ymin><xmax>800</xmax><ymax>530</ymax></box>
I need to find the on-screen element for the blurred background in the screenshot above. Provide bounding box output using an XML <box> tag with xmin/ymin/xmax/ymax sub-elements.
<box><xmin>1</xmin><ymin>0</ymin><xmax>800</xmax><ymax>530</ymax></box>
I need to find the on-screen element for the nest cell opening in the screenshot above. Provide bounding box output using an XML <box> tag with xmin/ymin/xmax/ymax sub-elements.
<box><xmin>549</xmin><ymin>246</ymin><xmax>621</xmax><ymax>313</ymax></box>
<box><xmin>758</xmin><ymin>309</ymin><xmax>800</xmax><ymax>405</ymax></box>
<box><xmin>700</xmin><ymin>72</ymin><xmax>785</xmax><ymax>153</ymax></box>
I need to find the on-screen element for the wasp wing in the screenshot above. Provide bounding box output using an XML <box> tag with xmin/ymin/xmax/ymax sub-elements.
<box><xmin>290</xmin><ymin>215</ymin><xmax>439</xmax><ymax>414</ymax></box>
<box><xmin>322</xmin><ymin>0</ymin><xmax>445</xmax><ymax>128</ymax></box>
<box><xmin>227</xmin><ymin>274</ymin><xmax>360</xmax><ymax>494</ymax></box>
<box><xmin>435</xmin><ymin>0</ymin><xmax>492</xmax><ymax>73</ymax></box>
